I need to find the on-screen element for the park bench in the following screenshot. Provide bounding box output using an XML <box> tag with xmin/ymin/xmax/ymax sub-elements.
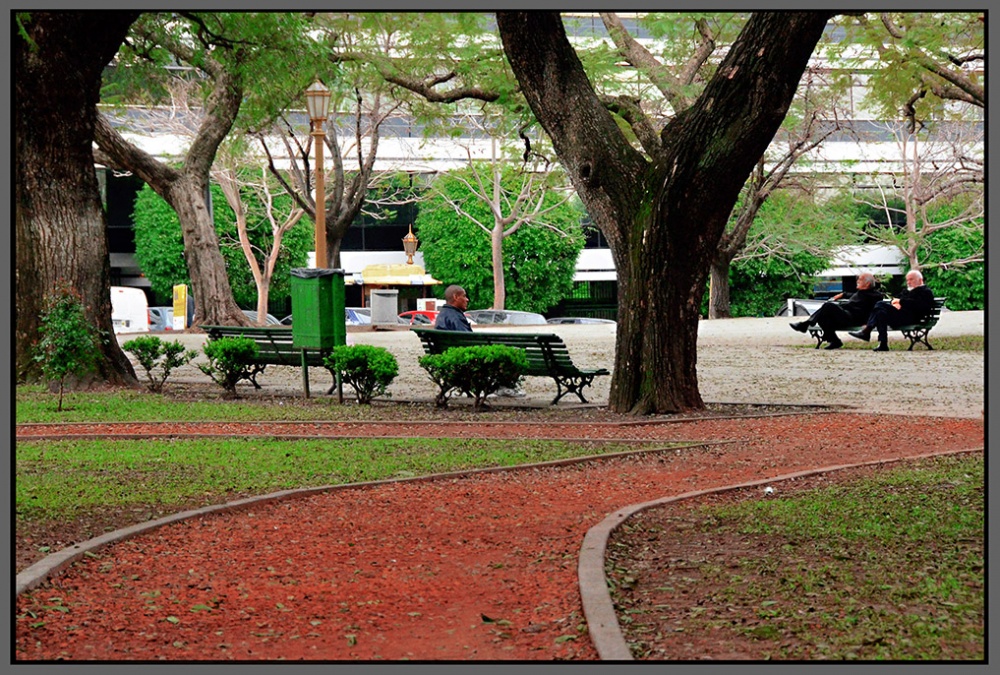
<box><xmin>411</xmin><ymin>327</ymin><xmax>610</xmax><ymax>404</ymax></box>
<box><xmin>199</xmin><ymin>325</ymin><xmax>336</xmax><ymax>397</ymax></box>
<box><xmin>806</xmin><ymin>297</ymin><xmax>947</xmax><ymax>350</ymax></box>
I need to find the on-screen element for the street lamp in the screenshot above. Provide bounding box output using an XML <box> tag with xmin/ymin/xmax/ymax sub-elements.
<box><xmin>305</xmin><ymin>80</ymin><xmax>332</xmax><ymax>268</ymax></box>
<box><xmin>402</xmin><ymin>224</ymin><xmax>419</xmax><ymax>264</ymax></box>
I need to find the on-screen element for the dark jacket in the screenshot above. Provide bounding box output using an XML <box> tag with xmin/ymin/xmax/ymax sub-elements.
<box><xmin>433</xmin><ymin>304</ymin><xmax>473</xmax><ymax>332</ymax></box>
<box><xmin>842</xmin><ymin>287</ymin><xmax>886</xmax><ymax>323</ymax></box>
<box><xmin>897</xmin><ymin>284</ymin><xmax>935</xmax><ymax>323</ymax></box>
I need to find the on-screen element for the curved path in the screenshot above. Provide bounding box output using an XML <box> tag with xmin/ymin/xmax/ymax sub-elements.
<box><xmin>15</xmin><ymin>413</ymin><xmax>984</xmax><ymax>661</ymax></box>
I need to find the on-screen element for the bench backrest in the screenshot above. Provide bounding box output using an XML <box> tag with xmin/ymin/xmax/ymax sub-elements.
<box><xmin>411</xmin><ymin>328</ymin><xmax>560</xmax><ymax>376</ymax></box>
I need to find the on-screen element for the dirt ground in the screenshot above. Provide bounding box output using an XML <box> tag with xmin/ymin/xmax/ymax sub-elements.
<box><xmin>149</xmin><ymin>311</ymin><xmax>985</xmax><ymax>418</ymax></box>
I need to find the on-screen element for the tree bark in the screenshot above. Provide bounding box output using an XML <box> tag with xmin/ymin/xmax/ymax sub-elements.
<box><xmin>16</xmin><ymin>11</ymin><xmax>141</xmax><ymax>384</ymax></box>
<box><xmin>708</xmin><ymin>259</ymin><xmax>732</xmax><ymax>319</ymax></box>
<box><xmin>497</xmin><ymin>11</ymin><xmax>832</xmax><ymax>413</ymax></box>
<box><xmin>94</xmin><ymin>95</ymin><xmax>249</xmax><ymax>328</ymax></box>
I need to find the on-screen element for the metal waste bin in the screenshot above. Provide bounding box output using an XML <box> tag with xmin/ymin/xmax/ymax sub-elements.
<box><xmin>290</xmin><ymin>268</ymin><xmax>346</xmax><ymax>349</ymax></box>
<box><xmin>370</xmin><ymin>289</ymin><xmax>399</xmax><ymax>328</ymax></box>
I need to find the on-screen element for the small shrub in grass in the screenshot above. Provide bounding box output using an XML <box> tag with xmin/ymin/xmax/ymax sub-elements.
<box><xmin>123</xmin><ymin>335</ymin><xmax>197</xmax><ymax>393</ymax></box>
<box><xmin>198</xmin><ymin>337</ymin><xmax>259</xmax><ymax>399</ymax></box>
<box><xmin>33</xmin><ymin>288</ymin><xmax>104</xmax><ymax>411</ymax></box>
<box><xmin>324</xmin><ymin>344</ymin><xmax>398</xmax><ymax>404</ymax></box>
<box><xmin>419</xmin><ymin>345</ymin><xmax>527</xmax><ymax>411</ymax></box>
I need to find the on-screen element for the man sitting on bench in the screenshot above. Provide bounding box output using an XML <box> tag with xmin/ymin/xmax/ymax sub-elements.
<box><xmin>849</xmin><ymin>270</ymin><xmax>935</xmax><ymax>352</ymax></box>
<box><xmin>433</xmin><ymin>285</ymin><xmax>473</xmax><ymax>332</ymax></box>
<box><xmin>790</xmin><ymin>272</ymin><xmax>884</xmax><ymax>350</ymax></box>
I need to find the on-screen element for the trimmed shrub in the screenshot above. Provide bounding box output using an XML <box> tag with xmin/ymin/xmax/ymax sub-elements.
<box><xmin>324</xmin><ymin>345</ymin><xmax>399</xmax><ymax>404</ymax></box>
<box><xmin>33</xmin><ymin>288</ymin><xmax>104</xmax><ymax>411</ymax></box>
<box><xmin>419</xmin><ymin>345</ymin><xmax>527</xmax><ymax>411</ymax></box>
<box><xmin>122</xmin><ymin>335</ymin><xmax>197</xmax><ymax>393</ymax></box>
<box><xmin>198</xmin><ymin>337</ymin><xmax>259</xmax><ymax>399</ymax></box>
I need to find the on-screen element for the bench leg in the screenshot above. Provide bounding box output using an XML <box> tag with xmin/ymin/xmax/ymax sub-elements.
<box><xmin>550</xmin><ymin>376</ymin><xmax>592</xmax><ymax>405</ymax></box>
<box><xmin>300</xmin><ymin>350</ymin><xmax>311</xmax><ymax>398</ymax></box>
<box><xmin>903</xmin><ymin>328</ymin><xmax>933</xmax><ymax>351</ymax></box>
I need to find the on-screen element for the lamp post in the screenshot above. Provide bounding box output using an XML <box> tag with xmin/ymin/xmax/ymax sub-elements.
<box><xmin>402</xmin><ymin>224</ymin><xmax>419</xmax><ymax>265</ymax></box>
<box><xmin>305</xmin><ymin>80</ymin><xmax>332</xmax><ymax>268</ymax></box>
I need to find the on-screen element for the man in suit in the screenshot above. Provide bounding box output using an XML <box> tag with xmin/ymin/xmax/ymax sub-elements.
<box><xmin>790</xmin><ymin>272</ymin><xmax>884</xmax><ymax>350</ymax></box>
<box><xmin>849</xmin><ymin>269</ymin><xmax>936</xmax><ymax>352</ymax></box>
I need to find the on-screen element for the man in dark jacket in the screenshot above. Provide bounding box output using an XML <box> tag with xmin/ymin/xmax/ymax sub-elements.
<box><xmin>790</xmin><ymin>272</ymin><xmax>884</xmax><ymax>349</ymax></box>
<box><xmin>849</xmin><ymin>270</ymin><xmax>936</xmax><ymax>351</ymax></box>
<box><xmin>433</xmin><ymin>285</ymin><xmax>473</xmax><ymax>332</ymax></box>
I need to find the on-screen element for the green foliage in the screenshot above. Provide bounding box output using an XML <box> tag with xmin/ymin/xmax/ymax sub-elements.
<box><xmin>198</xmin><ymin>337</ymin><xmax>260</xmax><ymax>398</ymax></box>
<box><xmin>416</xmin><ymin>166</ymin><xmax>585</xmax><ymax>313</ymax></box>
<box><xmin>33</xmin><ymin>289</ymin><xmax>104</xmax><ymax>411</ymax></box>
<box><xmin>122</xmin><ymin>335</ymin><xmax>197</xmax><ymax>393</ymax></box>
<box><xmin>419</xmin><ymin>345</ymin><xmax>527</xmax><ymax>411</ymax></box>
<box><xmin>920</xmin><ymin>226</ymin><xmax>984</xmax><ymax>310</ymax></box>
<box><xmin>324</xmin><ymin>344</ymin><xmax>399</xmax><ymax>404</ymax></box>
<box><xmin>715</xmin><ymin>251</ymin><xmax>829</xmax><ymax>318</ymax></box>
<box><xmin>132</xmin><ymin>183</ymin><xmax>312</xmax><ymax>309</ymax></box>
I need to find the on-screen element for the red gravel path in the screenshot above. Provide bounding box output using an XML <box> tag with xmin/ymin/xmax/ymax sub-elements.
<box><xmin>15</xmin><ymin>413</ymin><xmax>983</xmax><ymax>661</ymax></box>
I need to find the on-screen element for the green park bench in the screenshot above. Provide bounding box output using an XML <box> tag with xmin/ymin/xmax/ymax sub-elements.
<box><xmin>807</xmin><ymin>297</ymin><xmax>947</xmax><ymax>350</ymax></box>
<box><xmin>199</xmin><ymin>325</ymin><xmax>336</xmax><ymax>397</ymax></box>
<box><xmin>411</xmin><ymin>327</ymin><xmax>610</xmax><ymax>404</ymax></box>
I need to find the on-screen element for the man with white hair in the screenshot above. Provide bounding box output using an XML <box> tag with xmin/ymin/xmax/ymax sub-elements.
<box><xmin>790</xmin><ymin>272</ymin><xmax>885</xmax><ymax>349</ymax></box>
<box><xmin>849</xmin><ymin>270</ymin><xmax>935</xmax><ymax>351</ymax></box>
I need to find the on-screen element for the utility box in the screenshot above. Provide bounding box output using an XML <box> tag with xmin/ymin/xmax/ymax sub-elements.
<box><xmin>370</xmin><ymin>289</ymin><xmax>399</xmax><ymax>328</ymax></box>
<box><xmin>290</xmin><ymin>268</ymin><xmax>346</xmax><ymax>349</ymax></box>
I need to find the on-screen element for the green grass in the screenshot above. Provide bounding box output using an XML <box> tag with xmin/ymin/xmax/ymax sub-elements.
<box><xmin>16</xmin><ymin>436</ymin><xmax>676</xmax><ymax>523</ymax></box>
<box><xmin>614</xmin><ymin>453</ymin><xmax>984</xmax><ymax>660</ymax></box>
<box><xmin>15</xmin><ymin>385</ymin><xmax>383</xmax><ymax>424</ymax></box>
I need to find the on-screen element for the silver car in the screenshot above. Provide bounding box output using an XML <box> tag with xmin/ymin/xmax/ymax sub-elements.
<box><xmin>463</xmin><ymin>309</ymin><xmax>548</xmax><ymax>325</ymax></box>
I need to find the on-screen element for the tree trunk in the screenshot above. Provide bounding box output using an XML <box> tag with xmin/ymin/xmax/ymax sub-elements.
<box><xmin>165</xmin><ymin>176</ymin><xmax>249</xmax><ymax>327</ymax></box>
<box><xmin>491</xmin><ymin>224</ymin><xmax>506</xmax><ymax>309</ymax></box>
<box><xmin>15</xmin><ymin>11</ymin><xmax>140</xmax><ymax>384</ymax></box>
<box><xmin>497</xmin><ymin>11</ymin><xmax>832</xmax><ymax>413</ymax></box>
<box><xmin>708</xmin><ymin>258</ymin><xmax>733</xmax><ymax>319</ymax></box>
<box><xmin>94</xmin><ymin>106</ymin><xmax>249</xmax><ymax>328</ymax></box>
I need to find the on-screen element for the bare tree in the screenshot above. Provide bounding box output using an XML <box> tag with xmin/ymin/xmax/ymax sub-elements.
<box><xmin>212</xmin><ymin>158</ymin><xmax>306</xmax><ymax>326</ymax></box>
<box><xmin>852</xmin><ymin>121</ymin><xmax>983</xmax><ymax>271</ymax></box>
<box><xmin>426</xmin><ymin>115</ymin><xmax>575</xmax><ymax>309</ymax></box>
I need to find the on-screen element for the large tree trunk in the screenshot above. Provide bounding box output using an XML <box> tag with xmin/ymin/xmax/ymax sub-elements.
<box><xmin>94</xmin><ymin>103</ymin><xmax>249</xmax><ymax>328</ymax></box>
<box><xmin>708</xmin><ymin>258</ymin><xmax>733</xmax><ymax>320</ymax></box>
<box><xmin>497</xmin><ymin>11</ymin><xmax>832</xmax><ymax>413</ymax></box>
<box><xmin>15</xmin><ymin>11</ymin><xmax>141</xmax><ymax>384</ymax></box>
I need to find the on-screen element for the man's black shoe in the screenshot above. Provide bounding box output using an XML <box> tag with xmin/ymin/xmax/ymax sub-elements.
<box><xmin>873</xmin><ymin>343</ymin><xmax>889</xmax><ymax>352</ymax></box>
<box><xmin>824</xmin><ymin>340</ymin><xmax>843</xmax><ymax>350</ymax></box>
<box><xmin>790</xmin><ymin>321</ymin><xmax>810</xmax><ymax>333</ymax></box>
<box><xmin>848</xmin><ymin>330</ymin><xmax>870</xmax><ymax>342</ymax></box>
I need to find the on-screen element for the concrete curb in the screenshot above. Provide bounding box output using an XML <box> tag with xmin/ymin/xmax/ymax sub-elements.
<box><xmin>16</xmin><ymin>440</ymin><xmax>728</xmax><ymax>597</ymax></box>
<box><xmin>578</xmin><ymin>446</ymin><xmax>984</xmax><ymax>661</ymax></box>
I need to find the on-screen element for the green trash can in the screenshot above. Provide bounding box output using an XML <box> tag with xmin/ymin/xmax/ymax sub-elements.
<box><xmin>290</xmin><ymin>268</ymin><xmax>346</xmax><ymax>350</ymax></box>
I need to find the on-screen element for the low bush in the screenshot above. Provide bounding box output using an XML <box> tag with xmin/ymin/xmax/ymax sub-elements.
<box><xmin>33</xmin><ymin>288</ymin><xmax>104</xmax><ymax>411</ymax></box>
<box><xmin>198</xmin><ymin>337</ymin><xmax>259</xmax><ymax>399</ymax></box>
<box><xmin>122</xmin><ymin>335</ymin><xmax>197</xmax><ymax>393</ymax></box>
<box><xmin>324</xmin><ymin>344</ymin><xmax>399</xmax><ymax>404</ymax></box>
<box><xmin>419</xmin><ymin>345</ymin><xmax>527</xmax><ymax>411</ymax></box>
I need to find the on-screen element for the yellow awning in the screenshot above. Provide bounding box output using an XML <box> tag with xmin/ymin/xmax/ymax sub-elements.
<box><xmin>351</xmin><ymin>263</ymin><xmax>441</xmax><ymax>286</ymax></box>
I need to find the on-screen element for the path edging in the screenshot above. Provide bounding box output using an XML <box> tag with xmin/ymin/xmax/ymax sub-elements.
<box><xmin>578</xmin><ymin>446</ymin><xmax>983</xmax><ymax>661</ymax></box>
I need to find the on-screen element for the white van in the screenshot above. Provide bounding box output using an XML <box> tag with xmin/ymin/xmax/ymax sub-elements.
<box><xmin>111</xmin><ymin>286</ymin><xmax>150</xmax><ymax>334</ymax></box>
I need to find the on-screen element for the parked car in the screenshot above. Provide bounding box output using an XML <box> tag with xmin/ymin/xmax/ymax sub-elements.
<box><xmin>399</xmin><ymin>310</ymin><xmax>437</xmax><ymax>326</ymax></box>
<box><xmin>241</xmin><ymin>310</ymin><xmax>283</xmax><ymax>326</ymax></box>
<box><xmin>464</xmin><ymin>309</ymin><xmax>547</xmax><ymax>326</ymax></box>
<box><xmin>279</xmin><ymin>314</ymin><xmax>293</xmax><ymax>326</ymax></box>
<box><xmin>546</xmin><ymin>317</ymin><xmax>616</xmax><ymax>325</ymax></box>
<box><xmin>148</xmin><ymin>306</ymin><xmax>174</xmax><ymax>331</ymax></box>
<box><xmin>111</xmin><ymin>286</ymin><xmax>149</xmax><ymax>334</ymax></box>
<box><xmin>346</xmin><ymin>307</ymin><xmax>372</xmax><ymax>326</ymax></box>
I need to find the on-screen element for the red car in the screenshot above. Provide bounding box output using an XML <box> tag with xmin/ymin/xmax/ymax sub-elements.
<box><xmin>398</xmin><ymin>310</ymin><xmax>438</xmax><ymax>326</ymax></box>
